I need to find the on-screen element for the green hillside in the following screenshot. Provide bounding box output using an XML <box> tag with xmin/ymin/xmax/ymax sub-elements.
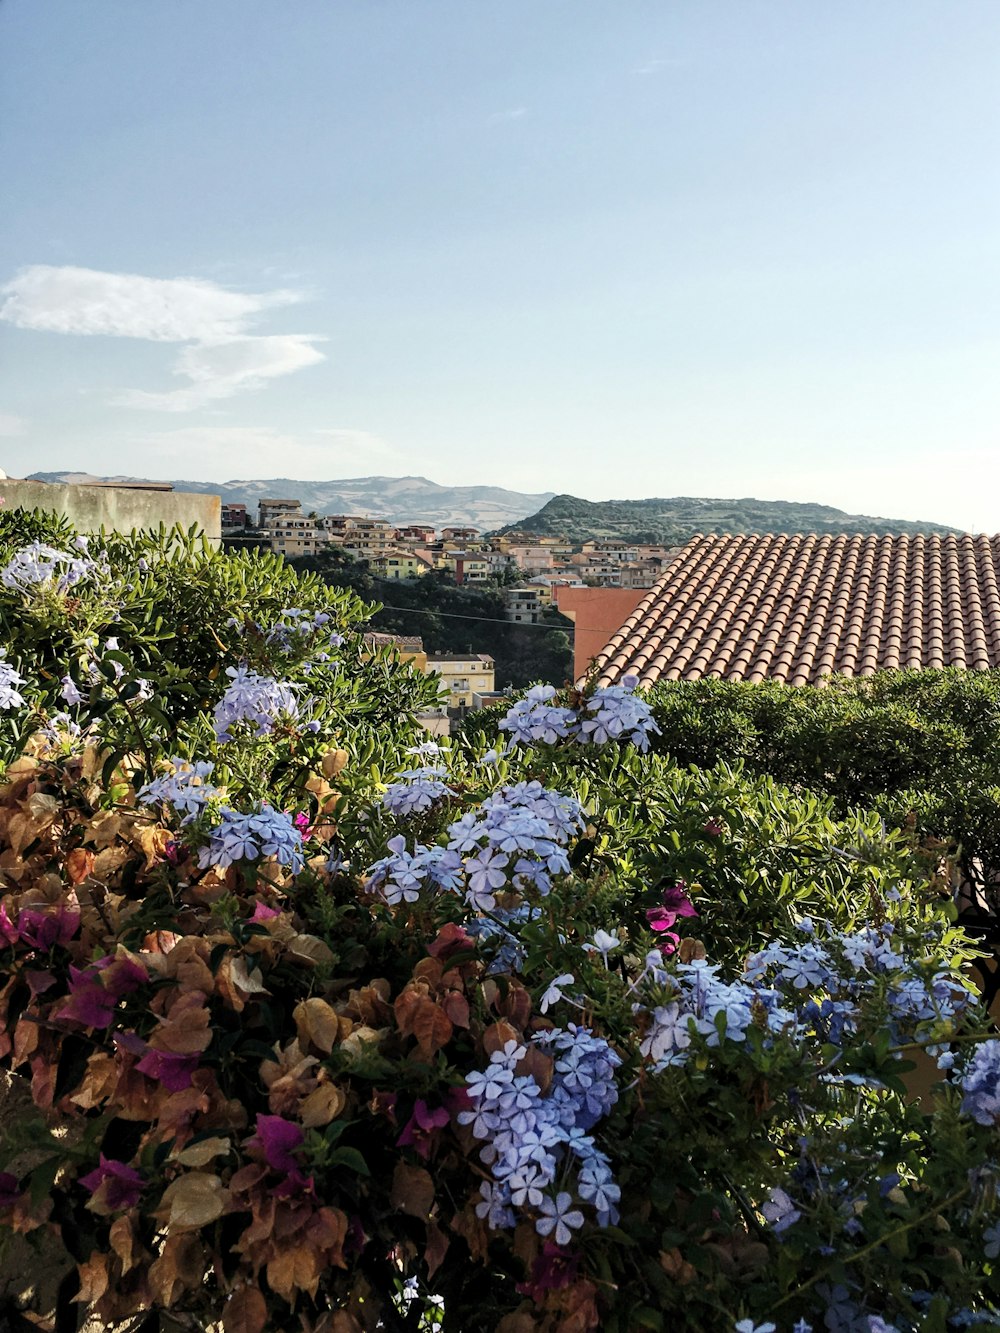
<box><xmin>497</xmin><ymin>493</ymin><xmax>960</xmax><ymax>544</ymax></box>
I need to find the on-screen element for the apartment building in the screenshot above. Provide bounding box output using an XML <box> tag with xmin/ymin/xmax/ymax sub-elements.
<box><xmin>371</xmin><ymin>550</ymin><xmax>432</xmax><ymax>580</ymax></box>
<box><xmin>504</xmin><ymin>587</ymin><xmax>545</xmax><ymax>623</ymax></box>
<box><xmin>258</xmin><ymin>499</ymin><xmax>302</xmax><ymax>527</ymax></box>
<box><xmin>221</xmin><ymin>503</ymin><xmax>248</xmax><ymax>531</ymax></box>
<box><xmin>436</xmin><ymin>551</ymin><xmax>490</xmax><ymax>585</ymax></box>
<box><xmin>426</xmin><ymin>653</ymin><xmax>495</xmax><ymax>708</ymax></box>
<box><xmin>264</xmin><ymin>514</ymin><xmax>329</xmax><ymax>558</ymax></box>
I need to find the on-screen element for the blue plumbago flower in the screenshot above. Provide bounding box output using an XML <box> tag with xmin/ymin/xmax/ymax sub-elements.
<box><xmin>444</xmin><ymin>782</ymin><xmax>583</xmax><ymax>911</ymax></box>
<box><xmin>405</xmin><ymin>740</ymin><xmax>448</xmax><ymax>760</ymax></box>
<box><xmin>499</xmin><ymin>685</ymin><xmax>579</xmax><ymax>747</ymax></box>
<box><xmin>638</xmin><ymin>961</ymin><xmax>766</xmax><ymax>1070</ymax></box>
<box><xmin>959</xmin><ymin>1039</ymin><xmax>1000</xmax><ymax>1127</ymax></box>
<box><xmin>381</xmin><ymin>766</ymin><xmax>455</xmax><ymax>818</ymax></box>
<box><xmin>792</xmin><ymin>1322</ymin><xmax>814</xmax><ymax>1333</ymax></box>
<box><xmin>138</xmin><ymin>759</ymin><xmax>223</xmax><ymax>823</ymax></box>
<box><xmin>266</xmin><ymin>607</ymin><xmax>343</xmax><ymax>653</ymax></box>
<box><xmin>197</xmin><ymin>803</ymin><xmax>304</xmax><ymax>875</ymax></box>
<box><xmin>0</xmin><ymin>541</ymin><xmax>96</xmax><ymax>595</ymax></box>
<box><xmin>40</xmin><ymin>712</ymin><xmax>85</xmax><ymax>744</ymax></box>
<box><xmin>365</xmin><ymin>838</ymin><xmax>464</xmax><ymax>907</ymax></box>
<box><xmin>59</xmin><ymin>675</ymin><xmax>84</xmax><ymax>706</ymax></box>
<box><xmin>761</xmin><ymin>1185</ymin><xmax>802</xmax><ymax>1235</ymax></box>
<box><xmin>461</xmin><ymin>1024</ymin><xmax>621</xmax><ymax>1238</ymax></box>
<box><xmin>213</xmin><ymin>665</ymin><xmax>299</xmax><ymax>741</ymax></box>
<box><xmin>0</xmin><ymin>652</ymin><xmax>25</xmax><ymax>711</ymax></box>
<box><xmin>578</xmin><ymin>676</ymin><xmax>661</xmax><ymax>752</ymax></box>
<box><xmin>985</xmin><ymin>1220</ymin><xmax>1000</xmax><ymax>1259</ymax></box>
<box><xmin>466</xmin><ymin>905</ymin><xmax>541</xmax><ymax>975</ymax></box>
<box><xmin>734</xmin><ymin>1321</ymin><xmax>777</xmax><ymax>1333</ymax></box>
<box><xmin>584</xmin><ymin>929</ymin><xmax>622</xmax><ymax>965</ymax></box>
<box><xmin>539</xmin><ymin>973</ymin><xmax>576</xmax><ymax>1014</ymax></box>
<box><xmin>743</xmin><ymin>923</ymin><xmax>970</xmax><ymax>1056</ymax></box>
<box><xmin>535</xmin><ymin>1192</ymin><xmax>585</xmax><ymax>1246</ymax></box>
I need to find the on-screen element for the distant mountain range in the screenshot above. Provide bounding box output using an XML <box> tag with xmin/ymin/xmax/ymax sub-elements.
<box><xmin>500</xmin><ymin>494</ymin><xmax>960</xmax><ymax>543</ymax></box>
<box><xmin>27</xmin><ymin>473</ymin><xmax>555</xmax><ymax>531</ymax></box>
<box><xmin>25</xmin><ymin>474</ymin><xmax>959</xmax><ymax>542</ymax></box>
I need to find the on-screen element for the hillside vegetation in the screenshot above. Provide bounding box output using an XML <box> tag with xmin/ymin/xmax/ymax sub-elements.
<box><xmin>499</xmin><ymin>492</ymin><xmax>959</xmax><ymax>543</ymax></box>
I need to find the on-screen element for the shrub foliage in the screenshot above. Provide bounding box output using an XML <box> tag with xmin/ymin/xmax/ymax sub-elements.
<box><xmin>0</xmin><ymin>512</ymin><xmax>997</xmax><ymax>1333</ymax></box>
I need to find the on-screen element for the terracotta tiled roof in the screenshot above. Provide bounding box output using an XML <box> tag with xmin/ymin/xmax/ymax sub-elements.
<box><xmin>591</xmin><ymin>532</ymin><xmax>1000</xmax><ymax>688</ymax></box>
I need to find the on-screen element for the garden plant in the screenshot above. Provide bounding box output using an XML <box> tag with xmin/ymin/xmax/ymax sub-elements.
<box><xmin>0</xmin><ymin>511</ymin><xmax>996</xmax><ymax>1332</ymax></box>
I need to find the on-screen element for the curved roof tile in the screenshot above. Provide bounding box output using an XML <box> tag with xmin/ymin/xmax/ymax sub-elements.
<box><xmin>590</xmin><ymin>532</ymin><xmax>1000</xmax><ymax>688</ymax></box>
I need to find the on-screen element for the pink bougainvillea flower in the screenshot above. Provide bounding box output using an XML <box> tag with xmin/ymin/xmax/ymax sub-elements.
<box><xmin>661</xmin><ymin>882</ymin><xmax>698</xmax><ymax>917</ymax></box>
<box><xmin>249</xmin><ymin>900</ymin><xmax>282</xmax><ymax>923</ymax></box>
<box><xmin>0</xmin><ymin>1173</ymin><xmax>21</xmax><ymax>1210</ymax></box>
<box><xmin>79</xmin><ymin>1156</ymin><xmax>145</xmax><ymax>1212</ymax></box>
<box><xmin>135</xmin><ymin>1048</ymin><xmax>200</xmax><ymax>1092</ymax></box>
<box><xmin>16</xmin><ymin>896</ymin><xmax>81</xmax><ymax>950</ymax></box>
<box><xmin>272</xmin><ymin>1167</ymin><xmax>315</xmax><ymax>1199</ymax></box>
<box><xmin>247</xmin><ymin>1114</ymin><xmax>304</xmax><ymax>1173</ymax></box>
<box><xmin>56</xmin><ymin>967</ymin><xmax>117</xmax><ymax>1028</ymax></box>
<box><xmin>163</xmin><ymin>839</ymin><xmax>181</xmax><ymax>865</ymax></box>
<box><xmin>23</xmin><ymin>968</ymin><xmax>56</xmax><ymax>999</ymax></box>
<box><xmin>703</xmin><ymin>820</ymin><xmax>723</xmax><ymax>837</ymax></box>
<box><xmin>646</xmin><ymin>906</ymin><xmax>679</xmax><ymax>933</ymax></box>
<box><xmin>292</xmin><ymin>812</ymin><xmax>311</xmax><ymax>835</ymax></box>
<box><xmin>96</xmin><ymin>952</ymin><xmax>148</xmax><ymax>997</ymax></box>
<box><xmin>0</xmin><ymin>902</ymin><xmax>18</xmax><ymax>946</ymax></box>
<box><xmin>113</xmin><ymin>1030</ymin><xmax>146</xmax><ymax>1058</ymax></box>
<box><xmin>396</xmin><ymin>1100</ymin><xmax>450</xmax><ymax>1160</ymax></box>
<box><xmin>516</xmin><ymin>1241</ymin><xmax>580</xmax><ymax>1299</ymax></box>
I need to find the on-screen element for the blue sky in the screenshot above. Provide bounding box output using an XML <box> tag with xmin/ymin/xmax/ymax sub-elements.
<box><xmin>2</xmin><ymin>1</ymin><xmax>1000</xmax><ymax>528</ymax></box>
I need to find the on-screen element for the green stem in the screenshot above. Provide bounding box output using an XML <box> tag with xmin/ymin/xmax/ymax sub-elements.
<box><xmin>771</xmin><ymin>1184</ymin><xmax>970</xmax><ymax>1311</ymax></box>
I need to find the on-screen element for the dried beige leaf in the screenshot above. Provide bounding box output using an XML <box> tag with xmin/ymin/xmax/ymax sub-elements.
<box><xmin>156</xmin><ymin>1172</ymin><xmax>230</xmax><ymax>1232</ymax></box>
<box><xmin>300</xmin><ymin>1082</ymin><xmax>346</xmax><ymax>1128</ymax></box>
<box><xmin>171</xmin><ymin>1136</ymin><xmax>231</xmax><ymax>1167</ymax></box>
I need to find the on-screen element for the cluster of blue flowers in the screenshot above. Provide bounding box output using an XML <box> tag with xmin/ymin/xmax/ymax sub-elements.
<box><xmin>0</xmin><ymin>651</ymin><xmax>25</xmax><ymax>711</ymax></box>
<box><xmin>958</xmin><ymin>1039</ymin><xmax>1000</xmax><ymax>1126</ymax></box>
<box><xmin>446</xmin><ymin>781</ymin><xmax>584</xmax><ymax>910</ymax></box>
<box><xmin>196</xmin><ymin>803</ymin><xmax>304</xmax><ymax>875</ymax></box>
<box><xmin>381</xmin><ymin>764</ymin><xmax>456</xmax><ymax>818</ymax></box>
<box><xmin>212</xmin><ymin>666</ymin><xmax>299</xmax><ymax>741</ymax></box>
<box><xmin>265</xmin><ymin>606</ymin><xmax>344</xmax><ymax>663</ymax></box>
<box><xmin>638</xmin><ymin>918</ymin><xmax>972</xmax><ymax>1078</ymax></box>
<box><xmin>365</xmin><ymin>836</ymin><xmax>464</xmax><ymax>906</ymax></box>
<box><xmin>137</xmin><ymin>759</ymin><xmax>223</xmax><ymax>822</ymax></box>
<box><xmin>461</xmin><ymin>1027</ymin><xmax>621</xmax><ymax>1243</ymax></box>
<box><xmin>744</xmin><ymin>919</ymin><xmax>971</xmax><ymax>1060</ymax></box>
<box><xmin>639</xmin><ymin>957</ymin><xmax>785</xmax><ymax>1070</ymax></box>
<box><xmin>365</xmin><ymin>781</ymin><xmax>584</xmax><ymax>916</ymax></box>
<box><xmin>499</xmin><ymin>675</ymin><xmax>661</xmax><ymax>752</ymax></box>
<box><xmin>0</xmin><ymin>540</ymin><xmax>97</xmax><ymax>595</ymax></box>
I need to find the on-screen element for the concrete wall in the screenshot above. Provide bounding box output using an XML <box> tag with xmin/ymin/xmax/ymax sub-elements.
<box><xmin>0</xmin><ymin>480</ymin><xmax>221</xmax><ymax>542</ymax></box>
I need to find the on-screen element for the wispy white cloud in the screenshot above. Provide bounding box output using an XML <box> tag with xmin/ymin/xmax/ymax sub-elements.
<box><xmin>487</xmin><ymin>107</ymin><xmax>528</xmax><ymax>125</ymax></box>
<box><xmin>116</xmin><ymin>334</ymin><xmax>326</xmax><ymax>412</ymax></box>
<box><xmin>0</xmin><ymin>413</ymin><xmax>26</xmax><ymax>437</ymax></box>
<box><xmin>0</xmin><ymin>265</ymin><xmax>324</xmax><ymax>411</ymax></box>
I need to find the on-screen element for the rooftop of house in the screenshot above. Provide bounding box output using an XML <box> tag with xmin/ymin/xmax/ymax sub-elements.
<box><xmin>363</xmin><ymin>633</ymin><xmax>425</xmax><ymax>653</ymax></box>
<box><xmin>427</xmin><ymin>653</ymin><xmax>495</xmax><ymax>665</ymax></box>
<box><xmin>592</xmin><ymin>531</ymin><xmax>1000</xmax><ymax>689</ymax></box>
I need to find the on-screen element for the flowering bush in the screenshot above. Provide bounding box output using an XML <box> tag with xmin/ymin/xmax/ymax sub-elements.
<box><xmin>0</xmin><ymin>512</ymin><xmax>997</xmax><ymax>1332</ymax></box>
